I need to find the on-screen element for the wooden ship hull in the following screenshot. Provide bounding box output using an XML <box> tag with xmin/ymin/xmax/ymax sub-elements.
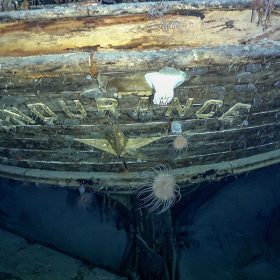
<box><xmin>0</xmin><ymin>0</ymin><xmax>280</xmax><ymax>193</ymax></box>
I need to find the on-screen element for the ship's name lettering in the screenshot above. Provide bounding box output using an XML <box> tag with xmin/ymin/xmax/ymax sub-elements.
<box><xmin>0</xmin><ymin>97</ymin><xmax>251</xmax><ymax>127</ymax></box>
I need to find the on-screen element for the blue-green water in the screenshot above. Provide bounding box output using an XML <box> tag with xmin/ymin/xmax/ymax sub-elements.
<box><xmin>0</xmin><ymin>164</ymin><xmax>280</xmax><ymax>280</ymax></box>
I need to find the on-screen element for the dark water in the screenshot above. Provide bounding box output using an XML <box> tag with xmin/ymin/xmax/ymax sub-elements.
<box><xmin>0</xmin><ymin>164</ymin><xmax>280</xmax><ymax>280</ymax></box>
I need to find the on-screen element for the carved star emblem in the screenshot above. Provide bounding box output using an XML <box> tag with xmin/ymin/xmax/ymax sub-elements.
<box><xmin>74</xmin><ymin>126</ymin><xmax>162</xmax><ymax>157</ymax></box>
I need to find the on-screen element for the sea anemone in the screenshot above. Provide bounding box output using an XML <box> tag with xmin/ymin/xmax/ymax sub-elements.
<box><xmin>137</xmin><ymin>165</ymin><xmax>181</xmax><ymax>214</ymax></box>
<box><xmin>170</xmin><ymin>135</ymin><xmax>188</xmax><ymax>157</ymax></box>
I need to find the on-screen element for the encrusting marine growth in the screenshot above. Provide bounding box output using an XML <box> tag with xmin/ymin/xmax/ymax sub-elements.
<box><xmin>145</xmin><ymin>67</ymin><xmax>188</xmax><ymax>106</ymax></box>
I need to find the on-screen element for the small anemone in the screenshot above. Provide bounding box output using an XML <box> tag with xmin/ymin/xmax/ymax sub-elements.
<box><xmin>169</xmin><ymin>135</ymin><xmax>189</xmax><ymax>158</ymax></box>
<box><xmin>137</xmin><ymin>165</ymin><xmax>181</xmax><ymax>214</ymax></box>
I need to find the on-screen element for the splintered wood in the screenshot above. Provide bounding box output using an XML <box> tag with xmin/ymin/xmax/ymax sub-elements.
<box><xmin>0</xmin><ymin>8</ymin><xmax>279</xmax><ymax>56</ymax></box>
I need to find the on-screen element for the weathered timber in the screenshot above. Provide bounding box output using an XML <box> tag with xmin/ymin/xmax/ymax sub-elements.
<box><xmin>0</xmin><ymin>120</ymin><xmax>279</xmax><ymax>172</ymax></box>
<box><xmin>1</xmin><ymin>44</ymin><xmax>280</xmax><ymax>75</ymax></box>
<box><xmin>0</xmin><ymin>0</ymin><xmax>279</xmax><ymax>191</ymax></box>
<box><xmin>0</xmin><ymin>0</ymin><xmax>279</xmax><ymax>23</ymax></box>
<box><xmin>0</xmin><ymin>1</ymin><xmax>280</xmax><ymax>56</ymax></box>
<box><xmin>0</xmin><ymin>147</ymin><xmax>280</xmax><ymax>193</ymax></box>
<box><xmin>0</xmin><ymin>1</ymin><xmax>256</xmax><ymax>21</ymax></box>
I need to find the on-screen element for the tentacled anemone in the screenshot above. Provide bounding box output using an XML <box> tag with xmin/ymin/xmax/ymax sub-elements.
<box><xmin>137</xmin><ymin>165</ymin><xmax>181</xmax><ymax>214</ymax></box>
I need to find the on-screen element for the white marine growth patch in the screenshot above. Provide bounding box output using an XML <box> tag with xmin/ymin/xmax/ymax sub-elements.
<box><xmin>145</xmin><ymin>67</ymin><xmax>188</xmax><ymax>106</ymax></box>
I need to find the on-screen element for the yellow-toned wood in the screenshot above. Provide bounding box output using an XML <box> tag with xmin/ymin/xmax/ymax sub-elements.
<box><xmin>0</xmin><ymin>10</ymin><xmax>279</xmax><ymax>56</ymax></box>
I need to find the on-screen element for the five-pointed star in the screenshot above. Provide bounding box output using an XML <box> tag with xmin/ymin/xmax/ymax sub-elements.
<box><xmin>74</xmin><ymin>136</ymin><xmax>162</xmax><ymax>157</ymax></box>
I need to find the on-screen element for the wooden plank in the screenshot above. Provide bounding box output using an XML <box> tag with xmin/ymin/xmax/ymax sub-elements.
<box><xmin>0</xmin><ymin>8</ymin><xmax>279</xmax><ymax>56</ymax></box>
<box><xmin>0</xmin><ymin>145</ymin><xmax>280</xmax><ymax>191</ymax></box>
<box><xmin>0</xmin><ymin>1</ymin><xmax>257</xmax><ymax>21</ymax></box>
<box><xmin>0</xmin><ymin>77</ymin><xmax>279</xmax><ymax>112</ymax></box>
<box><xmin>0</xmin><ymin>95</ymin><xmax>278</xmax><ymax>128</ymax></box>
<box><xmin>0</xmin><ymin>105</ymin><xmax>279</xmax><ymax>144</ymax></box>
<box><xmin>1</xmin><ymin>43</ymin><xmax>280</xmax><ymax>75</ymax></box>
<box><xmin>1</xmin><ymin>124</ymin><xmax>279</xmax><ymax>160</ymax></box>
<box><xmin>1</xmin><ymin>69</ymin><xmax>279</xmax><ymax>99</ymax></box>
<box><xmin>0</xmin><ymin>140</ymin><xmax>278</xmax><ymax>173</ymax></box>
<box><xmin>0</xmin><ymin>123</ymin><xmax>279</xmax><ymax>168</ymax></box>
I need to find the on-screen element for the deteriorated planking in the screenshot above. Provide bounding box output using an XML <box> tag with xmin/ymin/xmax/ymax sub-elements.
<box><xmin>0</xmin><ymin>1</ymin><xmax>280</xmax><ymax>190</ymax></box>
<box><xmin>0</xmin><ymin>9</ymin><xmax>280</xmax><ymax>56</ymax></box>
